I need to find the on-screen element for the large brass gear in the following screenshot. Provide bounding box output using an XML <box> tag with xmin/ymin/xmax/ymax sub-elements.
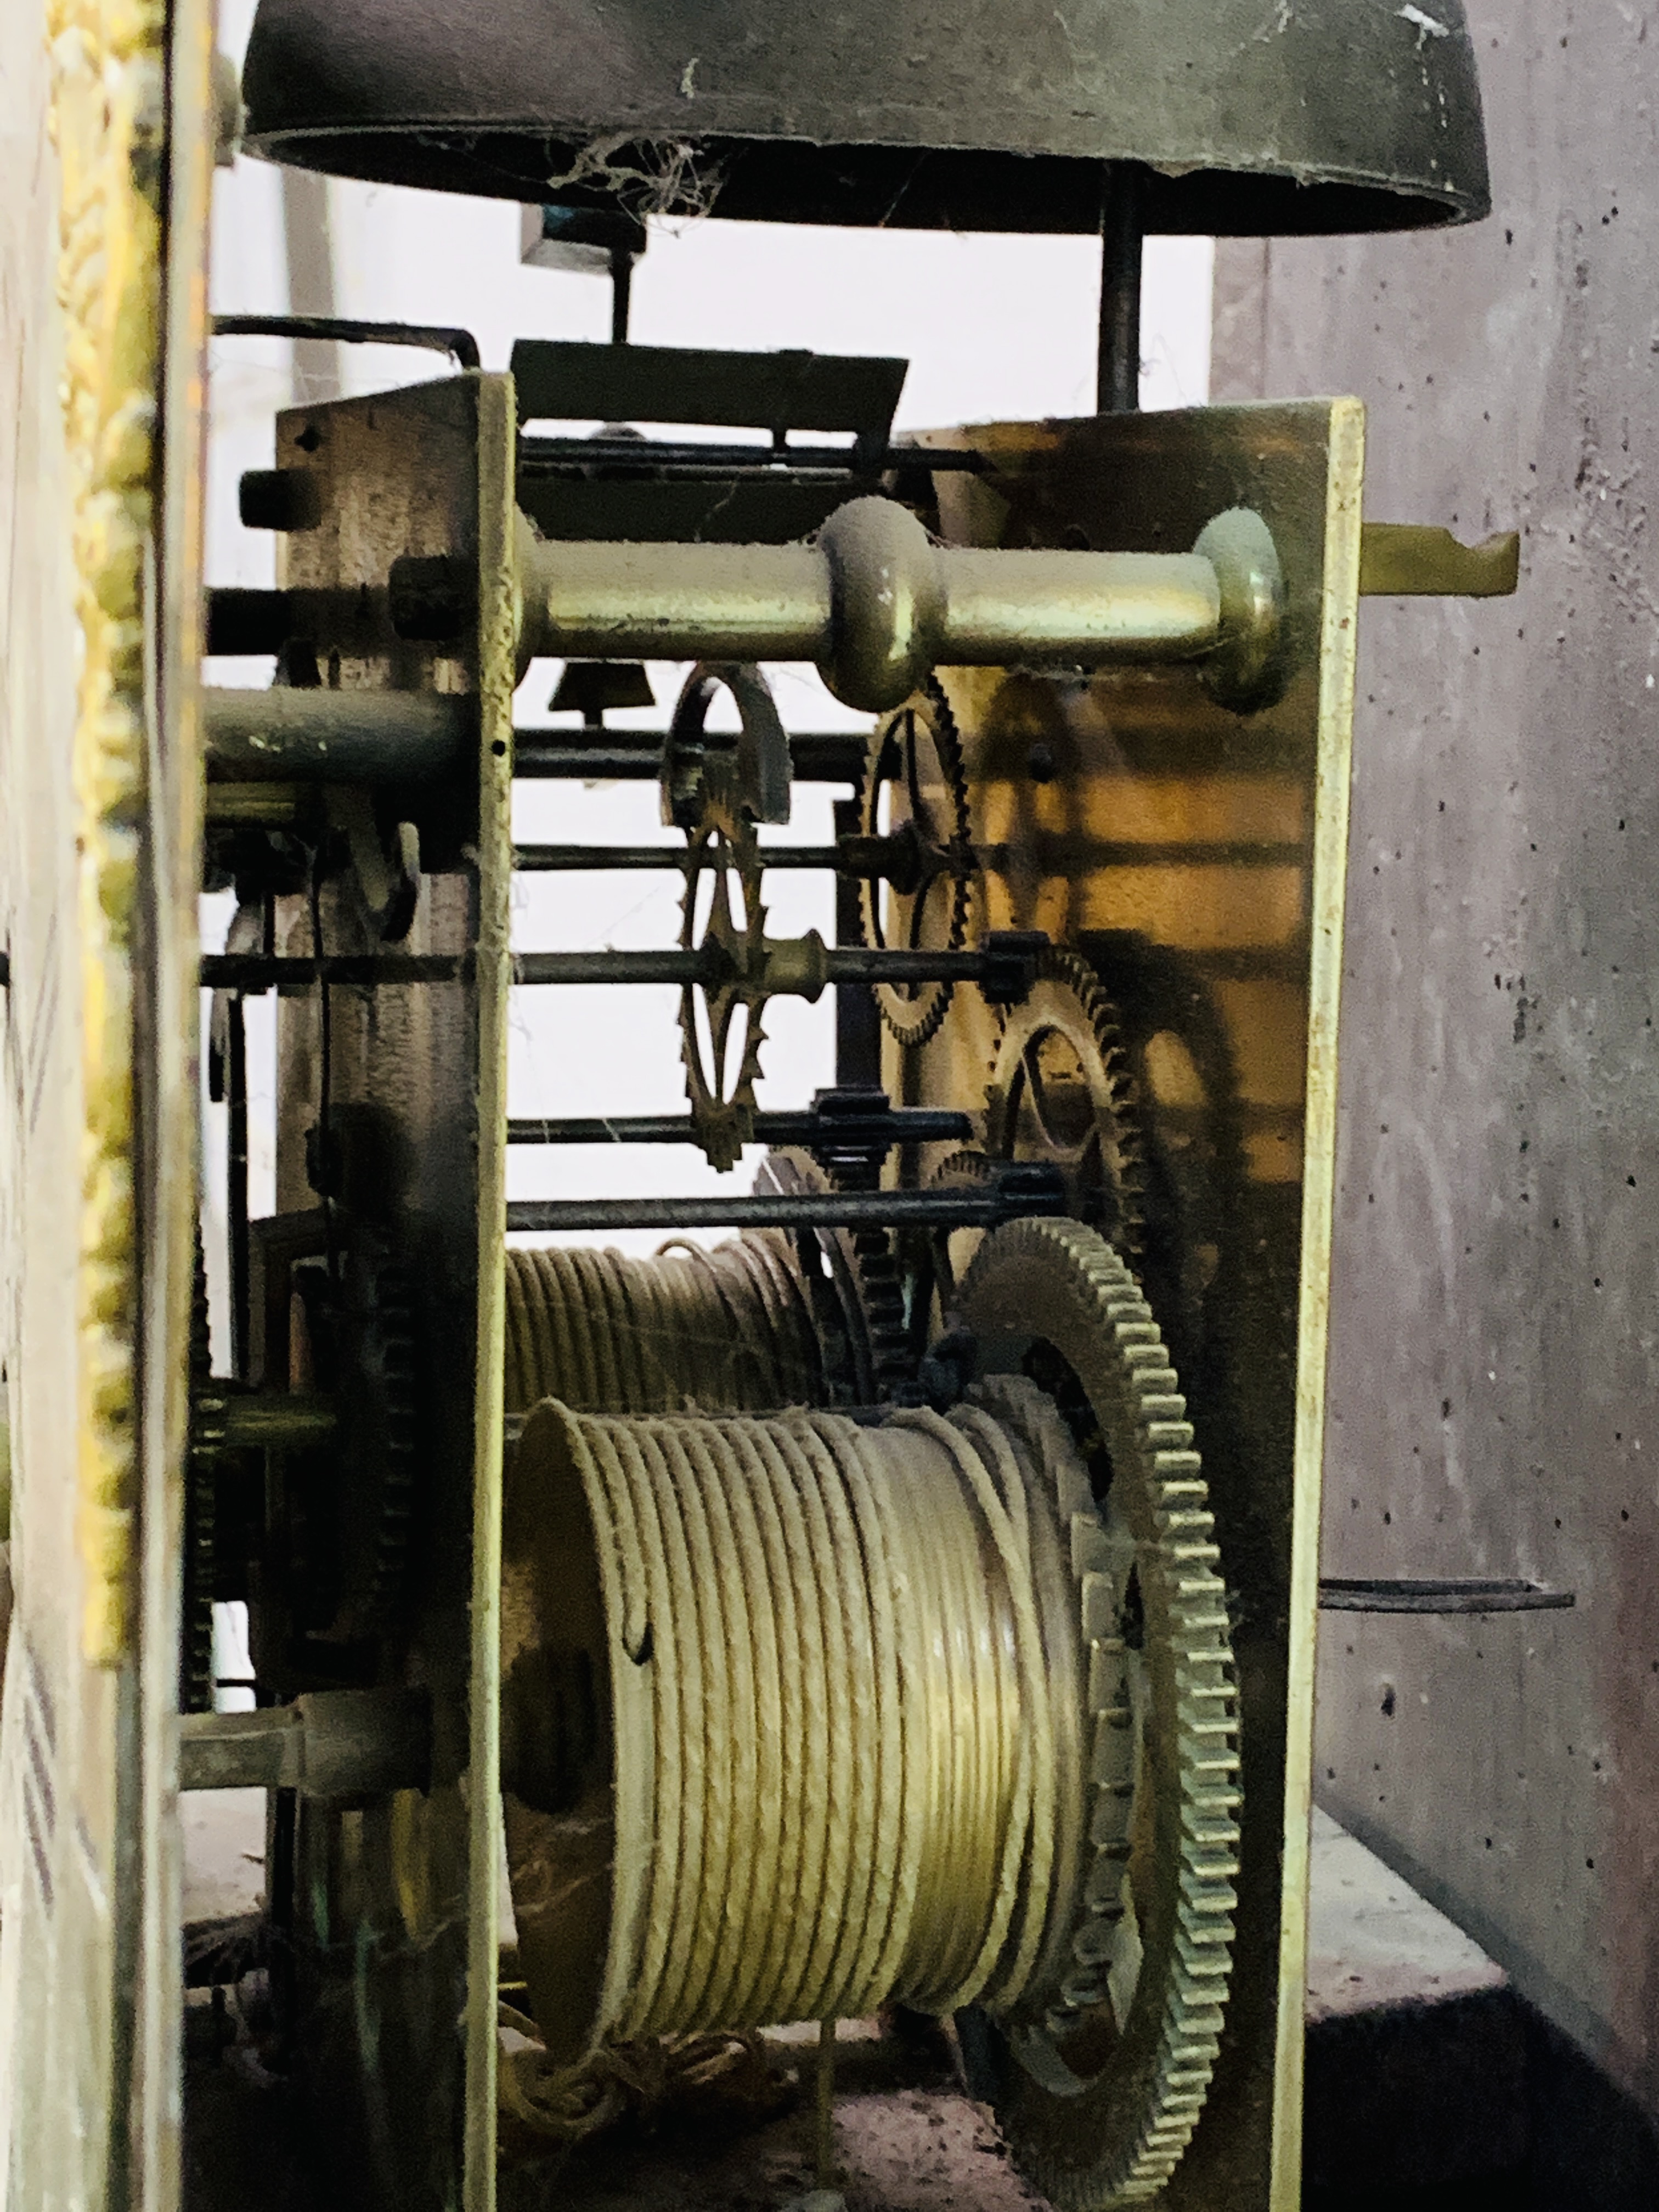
<box><xmin>856</xmin><ymin>678</ymin><xmax>974</xmax><ymax>1051</ymax></box>
<box><xmin>678</xmin><ymin>765</ymin><xmax>769</xmax><ymax>1172</ymax></box>
<box><xmin>986</xmin><ymin>947</ymin><xmax>1149</xmax><ymax>1262</ymax></box>
<box><xmin>670</xmin><ymin>664</ymin><xmax>795</xmax><ymax>1171</ymax></box>
<box><xmin>960</xmin><ymin>1217</ymin><xmax>1240</xmax><ymax>2211</ymax></box>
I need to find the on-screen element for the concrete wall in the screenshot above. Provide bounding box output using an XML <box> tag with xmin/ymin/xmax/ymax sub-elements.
<box><xmin>1213</xmin><ymin>2</ymin><xmax>1659</xmax><ymax>2123</ymax></box>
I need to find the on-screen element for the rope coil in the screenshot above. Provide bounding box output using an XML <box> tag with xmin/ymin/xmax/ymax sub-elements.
<box><xmin>504</xmin><ymin>1235</ymin><xmax>822</xmax><ymax>1415</ymax></box>
<box><xmin>505</xmin><ymin>1386</ymin><xmax>1087</xmax><ymax>2059</ymax></box>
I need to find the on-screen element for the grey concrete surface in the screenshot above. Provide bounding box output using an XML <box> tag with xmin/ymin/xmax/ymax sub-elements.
<box><xmin>1213</xmin><ymin>0</ymin><xmax>1659</xmax><ymax>2129</ymax></box>
<box><xmin>1305</xmin><ymin>1808</ymin><xmax>1507</xmax><ymax>2022</ymax></box>
<box><xmin>1304</xmin><ymin>1820</ymin><xmax>1525</xmax><ymax>2197</ymax></box>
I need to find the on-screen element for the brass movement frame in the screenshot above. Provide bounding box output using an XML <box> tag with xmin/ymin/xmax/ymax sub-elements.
<box><xmin>901</xmin><ymin>399</ymin><xmax>1365</xmax><ymax>2212</ymax></box>
<box><xmin>210</xmin><ymin>395</ymin><xmax>1362</xmax><ymax>2212</ymax></box>
<box><xmin>256</xmin><ymin>373</ymin><xmax>511</xmax><ymax>2212</ymax></box>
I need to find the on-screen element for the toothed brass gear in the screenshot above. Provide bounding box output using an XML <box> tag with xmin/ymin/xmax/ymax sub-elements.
<box><xmin>856</xmin><ymin>679</ymin><xmax>974</xmax><ymax>1051</ymax></box>
<box><xmin>921</xmin><ymin>1148</ymin><xmax>995</xmax><ymax>1324</ymax></box>
<box><xmin>960</xmin><ymin>1218</ymin><xmax>1240</xmax><ymax>2211</ymax></box>
<box><xmin>679</xmin><ymin>765</ymin><xmax>769</xmax><ymax>1172</ymax></box>
<box><xmin>986</xmin><ymin>949</ymin><xmax>1149</xmax><ymax>1263</ymax></box>
<box><xmin>849</xmin><ymin>1226</ymin><xmax>911</xmax><ymax>1399</ymax></box>
<box><xmin>753</xmin><ymin>1149</ymin><xmax>911</xmax><ymax>1402</ymax></box>
<box><xmin>928</xmin><ymin>1147</ymin><xmax>991</xmax><ymax>1187</ymax></box>
<box><xmin>328</xmin><ymin>1250</ymin><xmax>419</xmax><ymax>1641</ymax></box>
<box><xmin>359</xmin><ymin>1259</ymin><xmax>418</xmax><ymax>1629</ymax></box>
<box><xmin>182</xmin><ymin>1238</ymin><xmax>228</xmax><ymax>1713</ymax></box>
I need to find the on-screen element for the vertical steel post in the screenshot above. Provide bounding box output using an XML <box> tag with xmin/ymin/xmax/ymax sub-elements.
<box><xmin>833</xmin><ymin>796</ymin><xmax>882</xmax><ymax>1088</ymax></box>
<box><xmin>1098</xmin><ymin>161</ymin><xmax>1146</xmax><ymax>415</ymax></box>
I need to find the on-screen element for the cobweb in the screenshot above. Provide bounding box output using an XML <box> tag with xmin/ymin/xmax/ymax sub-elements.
<box><xmin>542</xmin><ymin>132</ymin><xmax>726</xmax><ymax>226</ymax></box>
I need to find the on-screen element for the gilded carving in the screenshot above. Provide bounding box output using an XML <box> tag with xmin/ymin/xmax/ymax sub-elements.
<box><xmin>48</xmin><ymin>0</ymin><xmax>165</xmax><ymax>1662</ymax></box>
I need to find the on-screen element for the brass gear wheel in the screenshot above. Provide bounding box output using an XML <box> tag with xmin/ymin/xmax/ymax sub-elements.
<box><xmin>679</xmin><ymin>763</ymin><xmax>769</xmax><ymax>1172</ymax></box>
<box><xmin>921</xmin><ymin>1147</ymin><xmax>994</xmax><ymax>1330</ymax></box>
<box><xmin>960</xmin><ymin>1218</ymin><xmax>1240</xmax><ymax>2210</ymax></box>
<box><xmin>282</xmin><ymin>1243</ymin><xmax>419</xmax><ymax>1649</ymax></box>
<box><xmin>182</xmin><ymin>1238</ymin><xmax>228</xmax><ymax>1713</ymax></box>
<box><xmin>848</xmin><ymin>1226</ymin><xmax>911</xmax><ymax>1400</ymax></box>
<box><xmin>753</xmin><ymin>1149</ymin><xmax>911</xmax><ymax>1401</ymax></box>
<box><xmin>986</xmin><ymin>949</ymin><xmax>1149</xmax><ymax>1262</ymax></box>
<box><xmin>856</xmin><ymin>679</ymin><xmax>974</xmax><ymax>1051</ymax></box>
<box><xmin>335</xmin><ymin>1250</ymin><xmax>419</xmax><ymax>1639</ymax></box>
<box><xmin>928</xmin><ymin>1147</ymin><xmax>991</xmax><ymax>1188</ymax></box>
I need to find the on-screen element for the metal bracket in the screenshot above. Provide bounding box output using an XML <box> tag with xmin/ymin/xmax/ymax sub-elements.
<box><xmin>1358</xmin><ymin>523</ymin><xmax>1521</xmax><ymax>597</ymax></box>
<box><xmin>1318</xmin><ymin>1576</ymin><xmax>1573</xmax><ymax>1615</ymax></box>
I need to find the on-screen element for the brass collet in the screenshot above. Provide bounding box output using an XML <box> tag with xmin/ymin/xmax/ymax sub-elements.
<box><xmin>517</xmin><ymin>497</ymin><xmax>1285</xmax><ymax>714</ymax></box>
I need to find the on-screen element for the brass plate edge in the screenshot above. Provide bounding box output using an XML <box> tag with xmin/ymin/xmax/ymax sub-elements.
<box><xmin>1269</xmin><ymin>393</ymin><xmax>1367</xmax><ymax>2212</ymax></box>
<box><xmin>465</xmin><ymin>372</ymin><xmax>516</xmax><ymax>2212</ymax></box>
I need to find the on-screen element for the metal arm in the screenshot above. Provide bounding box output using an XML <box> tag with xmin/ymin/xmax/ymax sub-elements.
<box><xmin>516</xmin><ymin>495</ymin><xmax>1284</xmax><ymax>714</ymax></box>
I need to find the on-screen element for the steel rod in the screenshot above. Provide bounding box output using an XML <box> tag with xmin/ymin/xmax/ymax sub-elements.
<box><xmin>510</xmin><ymin>749</ymin><xmax>662</xmax><ymax>781</ymax></box>
<box><xmin>511</xmin><ymin>732</ymin><xmax>866</xmax><ymax>783</ymax></box>
<box><xmin>513</xmin><ymin>843</ymin><xmax>843</xmax><ymax>873</ymax></box>
<box><xmin>506</xmin><ymin>1184</ymin><xmax>1065</xmax><ymax>1234</ymax></box>
<box><xmin>204</xmin><ymin>690</ymin><xmax>870</xmax><ymax>800</ymax></box>
<box><xmin>202</xmin><ymin>945</ymin><xmax>1022</xmax><ymax>994</ymax></box>
<box><xmin>1098</xmin><ymin>162</ymin><xmax>1146</xmax><ymax>415</ymax></box>
<box><xmin>506</xmin><ymin>1107</ymin><xmax>972</xmax><ymax>1146</ymax></box>
<box><xmin>518</xmin><ymin>437</ymin><xmax>988</xmax><ymax>476</ymax></box>
<box><xmin>179</xmin><ymin>1707</ymin><xmax>303</xmax><ymax>1792</ymax></box>
<box><xmin>202</xmin><ymin>695</ymin><xmax>866</xmax><ymax>789</ymax></box>
<box><xmin>822</xmin><ymin>947</ymin><xmax>1005</xmax><ymax>986</ymax></box>
<box><xmin>509</xmin><ymin>947</ymin><xmax>1005</xmax><ymax>989</ymax></box>
<box><xmin>204</xmin><ymin>685</ymin><xmax>471</xmax><ymax>782</ymax></box>
<box><xmin>512</xmin><ymin>951</ymin><xmax>708</xmax><ymax>986</ymax></box>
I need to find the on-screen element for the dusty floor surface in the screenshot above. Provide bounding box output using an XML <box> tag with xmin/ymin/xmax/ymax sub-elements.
<box><xmin>500</xmin><ymin>2092</ymin><xmax>1043</xmax><ymax>2212</ymax></box>
<box><xmin>498</xmin><ymin>2032</ymin><xmax>1046</xmax><ymax>2212</ymax></box>
<box><xmin>185</xmin><ymin>2010</ymin><xmax>1047</xmax><ymax>2212</ymax></box>
<box><xmin>183</xmin><ymin>1800</ymin><xmax>1511</xmax><ymax>2210</ymax></box>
